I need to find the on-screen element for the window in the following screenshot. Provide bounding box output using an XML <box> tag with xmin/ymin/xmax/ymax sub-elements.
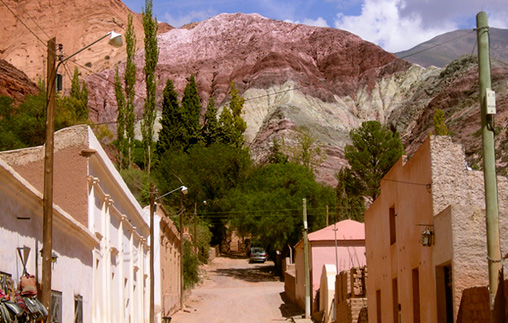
<box><xmin>74</xmin><ymin>295</ymin><xmax>83</xmax><ymax>323</ymax></box>
<box><xmin>389</xmin><ymin>207</ymin><xmax>397</xmax><ymax>245</ymax></box>
<box><xmin>51</xmin><ymin>290</ymin><xmax>63</xmax><ymax>323</ymax></box>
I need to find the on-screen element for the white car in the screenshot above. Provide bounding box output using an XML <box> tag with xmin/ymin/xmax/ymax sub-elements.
<box><xmin>249</xmin><ymin>247</ymin><xmax>267</xmax><ymax>263</ymax></box>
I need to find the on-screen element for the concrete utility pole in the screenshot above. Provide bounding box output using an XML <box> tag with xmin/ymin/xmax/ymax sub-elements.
<box><xmin>303</xmin><ymin>198</ymin><xmax>310</xmax><ymax>319</ymax></box>
<box><xmin>42</xmin><ymin>37</ymin><xmax>57</xmax><ymax>320</ymax></box>
<box><xmin>476</xmin><ymin>11</ymin><xmax>506</xmax><ymax>323</ymax></box>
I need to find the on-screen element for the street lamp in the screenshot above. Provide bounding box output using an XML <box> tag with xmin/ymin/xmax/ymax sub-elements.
<box><xmin>42</xmin><ymin>31</ymin><xmax>122</xmax><ymax>317</ymax></box>
<box><xmin>149</xmin><ymin>184</ymin><xmax>188</xmax><ymax>323</ymax></box>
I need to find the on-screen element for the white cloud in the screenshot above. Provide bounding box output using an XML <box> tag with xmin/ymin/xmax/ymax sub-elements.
<box><xmin>334</xmin><ymin>0</ymin><xmax>458</xmax><ymax>52</ymax></box>
<box><xmin>164</xmin><ymin>10</ymin><xmax>216</xmax><ymax>27</ymax></box>
<box><xmin>303</xmin><ymin>17</ymin><xmax>330</xmax><ymax>28</ymax></box>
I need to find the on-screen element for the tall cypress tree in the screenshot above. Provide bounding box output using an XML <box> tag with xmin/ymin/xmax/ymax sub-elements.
<box><xmin>141</xmin><ymin>0</ymin><xmax>159</xmax><ymax>173</ymax></box>
<box><xmin>180</xmin><ymin>75</ymin><xmax>202</xmax><ymax>151</ymax></box>
<box><xmin>156</xmin><ymin>79</ymin><xmax>180</xmax><ymax>157</ymax></box>
<box><xmin>202</xmin><ymin>95</ymin><xmax>219</xmax><ymax>146</ymax></box>
<box><xmin>124</xmin><ymin>13</ymin><xmax>137</xmax><ymax>168</ymax></box>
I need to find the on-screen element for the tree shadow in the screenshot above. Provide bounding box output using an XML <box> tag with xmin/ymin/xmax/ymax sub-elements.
<box><xmin>213</xmin><ymin>264</ymin><xmax>279</xmax><ymax>283</ymax></box>
<box><xmin>278</xmin><ymin>292</ymin><xmax>304</xmax><ymax>319</ymax></box>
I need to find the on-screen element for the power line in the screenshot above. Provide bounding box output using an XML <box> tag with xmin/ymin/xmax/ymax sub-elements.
<box><xmin>0</xmin><ymin>0</ymin><xmax>47</xmax><ymax>47</ymax></box>
<box><xmin>13</xmin><ymin>0</ymin><xmax>51</xmax><ymax>39</ymax></box>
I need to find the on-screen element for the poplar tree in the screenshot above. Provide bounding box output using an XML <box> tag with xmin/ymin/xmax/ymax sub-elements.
<box><xmin>70</xmin><ymin>67</ymin><xmax>88</xmax><ymax>121</ymax></box>
<box><xmin>124</xmin><ymin>13</ymin><xmax>137</xmax><ymax>168</ymax></box>
<box><xmin>218</xmin><ymin>82</ymin><xmax>246</xmax><ymax>148</ymax></box>
<box><xmin>113</xmin><ymin>14</ymin><xmax>137</xmax><ymax>170</ymax></box>
<box><xmin>114</xmin><ymin>67</ymin><xmax>127</xmax><ymax>168</ymax></box>
<box><xmin>141</xmin><ymin>0</ymin><xmax>159</xmax><ymax>173</ymax></box>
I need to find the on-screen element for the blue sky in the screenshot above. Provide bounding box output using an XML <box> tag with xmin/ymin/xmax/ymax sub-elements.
<box><xmin>122</xmin><ymin>0</ymin><xmax>508</xmax><ymax>52</ymax></box>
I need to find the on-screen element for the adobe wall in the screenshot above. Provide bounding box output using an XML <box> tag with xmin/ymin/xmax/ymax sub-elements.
<box><xmin>456</xmin><ymin>280</ymin><xmax>508</xmax><ymax>322</ymax></box>
<box><xmin>335</xmin><ymin>267</ymin><xmax>368</xmax><ymax>323</ymax></box>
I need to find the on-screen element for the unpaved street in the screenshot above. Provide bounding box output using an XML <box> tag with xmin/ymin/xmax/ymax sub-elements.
<box><xmin>170</xmin><ymin>255</ymin><xmax>302</xmax><ymax>322</ymax></box>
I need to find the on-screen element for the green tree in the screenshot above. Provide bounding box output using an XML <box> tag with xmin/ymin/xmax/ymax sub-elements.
<box><xmin>433</xmin><ymin>109</ymin><xmax>450</xmax><ymax>136</ymax></box>
<box><xmin>156</xmin><ymin>79</ymin><xmax>181</xmax><ymax>158</ymax></box>
<box><xmin>218</xmin><ymin>82</ymin><xmax>246</xmax><ymax>148</ymax></box>
<box><xmin>225</xmin><ymin>162</ymin><xmax>336</xmax><ymax>258</ymax></box>
<box><xmin>288</xmin><ymin>127</ymin><xmax>325</xmax><ymax>172</ymax></box>
<box><xmin>267</xmin><ymin>137</ymin><xmax>289</xmax><ymax>164</ymax></box>
<box><xmin>180</xmin><ymin>75</ymin><xmax>203</xmax><ymax>151</ymax></box>
<box><xmin>114</xmin><ymin>67</ymin><xmax>127</xmax><ymax>168</ymax></box>
<box><xmin>69</xmin><ymin>67</ymin><xmax>89</xmax><ymax>121</ymax></box>
<box><xmin>155</xmin><ymin>143</ymin><xmax>252</xmax><ymax>244</ymax></box>
<box><xmin>335</xmin><ymin>167</ymin><xmax>366</xmax><ymax>221</ymax></box>
<box><xmin>202</xmin><ymin>95</ymin><xmax>219</xmax><ymax>146</ymax></box>
<box><xmin>124</xmin><ymin>13</ymin><xmax>137</xmax><ymax>168</ymax></box>
<box><xmin>344</xmin><ymin>120</ymin><xmax>404</xmax><ymax>202</ymax></box>
<box><xmin>141</xmin><ymin>0</ymin><xmax>159</xmax><ymax>174</ymax></box>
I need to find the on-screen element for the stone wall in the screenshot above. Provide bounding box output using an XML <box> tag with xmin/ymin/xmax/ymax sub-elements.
<box><xmin>456</xmin><ymin>280</ymin><xmax>508</xmax><ymax>322</ymax></box>
<box><xmin>335</xmin><ymin>267</ymin><xmax>368</xmax><ymax>323</ymax></box>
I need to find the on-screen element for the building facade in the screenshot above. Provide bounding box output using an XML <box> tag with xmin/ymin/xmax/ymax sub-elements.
<box><xmin>364</xmin><ymin>136</ymin><xmax>508</xmax><ymax>322</ymax></box>
<box><xmin>293</xmin><ymin>220</ymin><xmax>366</xmax><ymax>314</ymax></box>
<box><xmin>0</xmin><ymin>125</ymin><xmax>150</xmax><ymax>322</ymax></box>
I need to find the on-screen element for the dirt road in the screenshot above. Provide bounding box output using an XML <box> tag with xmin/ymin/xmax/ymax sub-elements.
<box><xmin>169</xmin><ymin>254</ymin><xmax>303</xmax><ymax>322</ymax></box>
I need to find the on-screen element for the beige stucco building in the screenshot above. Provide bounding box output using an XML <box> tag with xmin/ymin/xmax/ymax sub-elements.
<box><xmin>0</xmin><ymin>125</ymin><xmax>151</xmax><ymax>322</ymax></box>
<box><xmin>364</xmin><ymin>136</ymin><xmax>508</xmax><ymax>322</ymax></box>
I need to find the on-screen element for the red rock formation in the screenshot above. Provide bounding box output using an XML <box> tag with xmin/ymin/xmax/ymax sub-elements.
<box><xmin>0</xmin><ymin>60</ymin><xmax>39</xmax><ymax>103</ymax></box>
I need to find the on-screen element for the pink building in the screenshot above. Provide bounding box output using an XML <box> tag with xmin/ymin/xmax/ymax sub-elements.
<box><xmin>364</xmin><ymin>136</ymin><xmax>508</xmax><ymax>322</ymax></box>
<box><xmin>293</xmin><ymin>220</ymin><xmax>366</xmax><ymax>313</ymax></box>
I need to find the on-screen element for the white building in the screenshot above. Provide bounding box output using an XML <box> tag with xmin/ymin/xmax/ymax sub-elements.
<box><xmin>0</xmin><ymin>125</ymin><xmax>150</xmax><ymax>322</ymax></box>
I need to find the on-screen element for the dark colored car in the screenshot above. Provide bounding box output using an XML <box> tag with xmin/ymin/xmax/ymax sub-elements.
<box><xmin>249</xmin><ymin>247</ymin><xmax>267</xmax><ymax>263</ymax></box>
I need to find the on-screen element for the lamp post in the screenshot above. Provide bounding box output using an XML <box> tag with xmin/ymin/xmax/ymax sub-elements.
<box><xmin>149</xmin><ymin>184</ymin><xmax>188</xmax><ymax>323</ymax></box>
<box><xmin>42</xmin><ymin>31</ymin><xmax>122</xmax><ymax>317</ymax></box>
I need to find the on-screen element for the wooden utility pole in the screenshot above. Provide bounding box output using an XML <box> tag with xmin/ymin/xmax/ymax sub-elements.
<box><xmin>303</xmin><ymin>198</ymin><xmax>310</xmax><ymax>319</ymax></box>
<box><xmin>42</xmin><ymin>37</ymin><xmax>56</xmax><ymax>319</ymax></box>
<box><xmin>476</xmin><ymin>11</ymin><xmax>506</xmax><ymax>322</ymax></box>
<box><xmin>149</xmin><ymin>183</ymin><xmax>155</xmax><ymax>323</ymax></box>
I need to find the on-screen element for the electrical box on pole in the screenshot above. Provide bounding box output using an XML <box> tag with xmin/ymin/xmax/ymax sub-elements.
<box><xmin>486</xmin><ymin>88</ymin><xmax>496</xmax><ymax>115</ymax></box>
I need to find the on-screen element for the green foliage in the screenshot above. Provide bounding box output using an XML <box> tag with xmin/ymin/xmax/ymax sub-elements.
<box><xmin>0</xmin><ymin>79</ymin><xmax>92</xmax><ymax>151</ymax></box>
<box><xmin>202</xmin><ymin>96</ymin><xmax>220</xmax><ymax>146</ymax></box>
<box><xmin>125</xmin><ymin>13</ymin><xmax>137</xmax><ymax>169</ymax></box>
<box><xmin>69</xmin><ymin>67</ymin><xmax>89</xmax><ymax>121</ymax></box>
<box><xmin>114</xmin><ymin>67</ymin><xmax>127</xmax><ymax>168</ymax></box>
<box><xmin>155</xmin><ymin>143</ymin><xmax>252</xmax><ymax>244</ymax></box>
<box><xmin>120</xmin><ymin>168</ymin><xmax>152</xmax><ymax>206</ymax></box>
<box><xmin>141</xmin><ymin>0</ymin><xmax>159</xmax><ymax>173</ymax></box>
<box><xmin>195</xmin><ymin>221</ymin><xmax>213</xmax><ymax>263</ymax></box>
<box><xmin>224</xmin><ymin>162</ymin><xmax>336</xmax><ymax>257</ymax></box>
<box><xmin>288</xmin><ymin>127</ymin><xmax>325</xmax><ymax>172</ymax></box>
<box><xmin>433</xmin><ymin>109</ymin><xmax>450</xmax><ymax>136</ymax></box>
<box><xmin>335</xmin><ymin>167</ymin><xmax>366</xmax><ymax>221</ymax></box>
<box><xmin>344</xmin><ymin>120</ymin><xmax>404</xmax><ymax>202</ymax></box>
<box><xmin>180</xmin><ymin>75</ymin><xmax>203</xmax><ymax>150</ymax></box>
<box><xmin>156</xmin><ymin>79</ymin><xmax>181</xmax><ymax>157</ymax></box>
<box><xmin>183</xmin><ymin>239</ymin><xmax>200</xmax><ymax>289</ymax></box>
<box><xmin>267</xmin><ymin>137</ymin><xmax>289</xmax><ymax>164</ymax></box>
<box><xmin>218</xmin><ymin>82</ymin><xmax>246</xmax><ymax>148</ymax></box>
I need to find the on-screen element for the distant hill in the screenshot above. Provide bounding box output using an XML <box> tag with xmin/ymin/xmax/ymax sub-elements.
<box><xmin>396</xmin><ymin>28</ymin><xmax>508</xmax><ymax>68</ymax></box>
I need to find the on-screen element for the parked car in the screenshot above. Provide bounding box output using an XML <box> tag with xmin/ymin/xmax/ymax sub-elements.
<box><xmin>249</xmin><ymin>247</ymin><xmax>267</xmax><ymax>263</ymax></box>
